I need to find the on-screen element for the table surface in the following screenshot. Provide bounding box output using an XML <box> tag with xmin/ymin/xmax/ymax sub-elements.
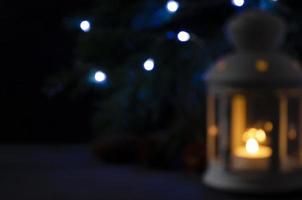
<box><xmin>0</xmin><ymin>144</ymin><xmax>301</xmax><ymax>200</ymax></box>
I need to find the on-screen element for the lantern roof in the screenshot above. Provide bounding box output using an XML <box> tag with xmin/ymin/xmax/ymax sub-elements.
<box><xmin>205</xmin><ymin>10</ymin><xmax>302</xmax><ymax>88</ymax></box>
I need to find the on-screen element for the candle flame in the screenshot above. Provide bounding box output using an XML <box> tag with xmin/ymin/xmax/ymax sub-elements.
<box><xmin>255</xmin><ymin>129</ymin><xmax>266</xmax><ymax>143</ymax></box>
<box><xmin>246</xmin><ymin>138</ymin><xmax>259</xmax><ymax>154</ymax></box>
<box><xmin>242</xmin><ymin>128</ymin><xmax>266</xmax><ymax>143</ymax></box>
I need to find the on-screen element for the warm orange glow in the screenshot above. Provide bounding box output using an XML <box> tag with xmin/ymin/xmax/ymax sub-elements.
<box><xmin>255</xmin><ymin>129</ymin><xmax>266</xmax><ymax>143</ymax></box>
<box><xmin>208</xmin><ymin>125</ymin><xmax>218</xmax><ymax>136</ymax></box>
<box><xmin>246</xmin><ymin>138</ymin><xmax>259</xmax><ymax>154</ymax></box>
<box><xmin>264</xmin><ymin>121</ymin><xmax>273</xmax><ymax>132</ymax></box>
<box><xmin>231</xmin><ymin>95</ymin><xmax>246</xmax><ymax>154</ymax></box>
<box><xmin>235</xmin><ymin>144</ymin><xmax>272</xmax><ymax>158</ymax></box>
<box><xmin>288</xmin><ymin>128</ymin><xmax>297</xmax><ymax>140</ymax></box>
<box><xmin>234</xmin><ymin>128</ymin><xmax>271</xmax><ymax>159</ymax></box>
<box><xmin>256</xmin><ymin>60</ymin><xmax>269</xmax><ymax>72</ymax></box>
<box><xmin>242</xmin><ymin>128</ymin><xmax>267</xmax><ymax>143</ymax></box>
<box><xmin>279</xmin><ymin>96</ymin><xmax>288</xmax><ymax>167</ymax></box>
<box><xmin>207</xmin><ymin>94</ymin><xmax>216</xmax><ymax>161</ymax></box>
<box><xmin>242</xmin><ymin>128</ymin><xmax>257</xmax><ymax>142</ymax></box>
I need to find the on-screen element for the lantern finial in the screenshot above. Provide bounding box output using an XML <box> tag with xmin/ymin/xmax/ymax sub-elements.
<box><xmin>228</xmin><ymin>10</ymin><xmax>286</xmax><ymax>51</ymax></box>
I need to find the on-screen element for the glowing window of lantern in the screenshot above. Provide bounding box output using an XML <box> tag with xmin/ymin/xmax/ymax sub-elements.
<box><xmin>207</xmin><ymin>94</ymin><xmax>220</xmax><ymax>161</ymax></box>
<box><xmin>230</xmin><ymin>94</ymin><xmax>273</xmax><ymax>171</ymax></box>
<box><xmin>285</xmin><ymin>95</ymin><xmax>302</xmax><ymax>170</ymax></box>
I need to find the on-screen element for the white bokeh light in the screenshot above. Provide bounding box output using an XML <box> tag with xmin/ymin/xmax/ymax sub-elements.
<box><xmin>232</xmin><ymin>0</ymin><xmax>245</xmax><ymax>7</ymax></box>
<box><xmin>80</xmin><ymin>20</ymin><xmax>91</xmax><ymax>32</ymax></box>
<box><xmin>177</xmin><ymin>31</ymin><xmax>190</xmax><ymax>42</ymax></box>
<box><xmin>94</xmin><ymin>71</ymin><xmax>106</xmax><ymax>82</ymax></box>
<box><xmin>166</xmin><ymin>0</ymin><xmax>179</xmax><ymax>13</ymax></box>
<box><xmin>143</xmin><ymin>58</ymin><xmax>155</xmax><ymax>71</ymax></box>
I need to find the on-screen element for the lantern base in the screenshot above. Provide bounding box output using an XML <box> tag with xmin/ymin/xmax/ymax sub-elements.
<box><xmin>203</xmin><ymin>164</ymin><xmax>302</xmax><ymax>193</ymax></box>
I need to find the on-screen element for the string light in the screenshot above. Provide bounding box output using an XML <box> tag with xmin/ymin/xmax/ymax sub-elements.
<box><xmin>80</xmin><ymin>20</ymin><xmax>91</xmax><ymax>32</ymax></box>
<box><xmin>143</xmin><ymin>58</ymin><xmax>155</xmax><ymax>71</ymax></box>
<box><xmin>231</xmin><ymin>0</ymin><xmax>245</xmax><ymax>7</ymax></box>
<box><xmin>177</xmin><ymin>31</ymin><xmax>190</xmax><ymax>42</ymax></box>
<box><xmin>166</xmin><ymin>0</ymin><xmax>179</xmax><ymax>13</ymax></box>
<box><xmin>94</xmin><ymin>71</ymin><xmax>107</xmax><ymax>82</ymax></box>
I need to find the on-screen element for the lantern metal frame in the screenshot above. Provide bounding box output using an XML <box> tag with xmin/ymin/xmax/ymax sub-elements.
<box><xmin>203</xmin><ymin>10</ymin><xmax>302</xmax><ymax>193</ymax></box>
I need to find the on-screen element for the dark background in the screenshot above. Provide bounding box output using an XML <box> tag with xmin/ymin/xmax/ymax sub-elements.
<box><xmin>1</xmin><ymin>0</ymin><xmax>301</xmax><ymax>143</ymax></box>
<box><xmin>1</xmin><ymin>0</ymin><xmax>94</xmax><ymax>142</ymax></box>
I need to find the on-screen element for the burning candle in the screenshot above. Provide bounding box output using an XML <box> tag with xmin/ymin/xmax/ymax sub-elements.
<box><xmin>232</xmin><ymin>128</ymin><xmax>272</xmax><ymax>170</ymax></box>
<box><xmin>246</xmin><ymin>138</ymin><xmax>259</xmax><ymax>154</ymax></box>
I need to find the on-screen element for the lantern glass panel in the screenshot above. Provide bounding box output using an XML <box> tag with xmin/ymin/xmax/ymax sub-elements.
<box><xmin>230</xmin><ymin>93</ymin><xmax>277</xmax><ymax>171</ymax></box>
<box><xmin>285</xmin><ymin>95</ymin><xmax>301</xmax><ymax>170</ymax></box>
<box><xmin>207</xmin><ymin>94</ymin><xmax>220</xmax><ymax>161</ymax></box>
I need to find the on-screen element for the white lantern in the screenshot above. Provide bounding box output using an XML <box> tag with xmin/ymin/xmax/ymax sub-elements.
<box><xmin>203</xmin><ymin>10</ymin><xmax>302</xmax><ymax>193</ymax></box>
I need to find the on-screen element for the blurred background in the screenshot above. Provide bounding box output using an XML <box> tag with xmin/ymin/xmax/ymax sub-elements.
<box><xmin>0</xmin><ymin>0</ymin><xmax>301</xmax><ymax>170</ymax></box>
